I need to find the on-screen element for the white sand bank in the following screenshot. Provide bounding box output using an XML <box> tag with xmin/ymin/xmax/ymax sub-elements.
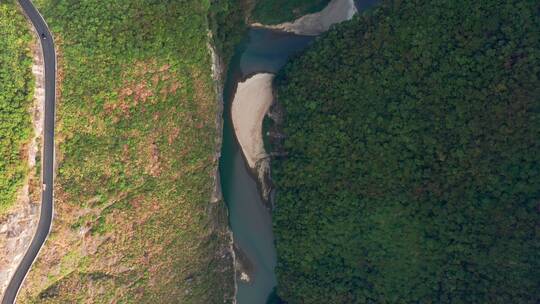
<box><xmin>252</xmin><ymin>0</ymin><xmax>357</xmax><ymax>36</ymax></box>
<box><xmin>231</xmin><ymin>73</ymin><xmax>275</xmax><ymax>169</ymax></box>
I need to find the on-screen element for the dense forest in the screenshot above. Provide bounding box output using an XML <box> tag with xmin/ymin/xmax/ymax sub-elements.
<box><xmin>272</xmin><ymin>0</ymin><xmax>540</xmax><ymax>303</ymax></box>
<box><xmin>18</xmin><ymin>0</ymin><xmax>233</xmax><ymax>302</ymax></box>
<box><xmin>209</xmin><ymin>0</ymin><xmax>248</xmax><ymax>66</ymax></box>
<box><xmin>0</xmin><ymin>0</ymin><xmax>33</xmax><ymax>215</ymax></box>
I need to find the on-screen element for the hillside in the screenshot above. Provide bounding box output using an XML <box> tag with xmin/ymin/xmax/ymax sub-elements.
<box><xmin>16</xmin><ymin>0</ymin><xmax>234</xmax><ymax>302</ymax></box>
<box><xmin>272</xmin><ymin>0</ymin><xmax>540</xmax><ymax>302</ymax></box>
<box><xmin>0</xmin><ymin>0</ymin><xmax>34</xmax><ymax>215</ymax></box>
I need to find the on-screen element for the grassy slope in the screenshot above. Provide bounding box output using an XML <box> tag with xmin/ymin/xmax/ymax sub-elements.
<box><xmin>0</xmin><ymin>0</ymin><xmax>34</xmax><ymax>215</ymax></box>
<box><xmin>273</xmin><ymin>0</ymin><xmax>539</xmax><ymax>303</ymax></box>
<box><xmin>251</xmin><ymin>0</ymin><xmax>331</xmax><ymax>24</ymax></box>
<box><xmin>18</xmin><ymin>0</ymin><xmax>233</xmax><ymax>303</ymax></box>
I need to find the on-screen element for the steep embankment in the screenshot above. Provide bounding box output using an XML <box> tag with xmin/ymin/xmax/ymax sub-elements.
<box><xmin>0</xmin><ymin>0</ymin><xmax>41</xmax><ymax>296</ymax></box>
<box><xmin>273</xmin><ymin>0</ymin><xmax>539</xmax><ymax>303</ymax></box>
<box><xmin>16</xmin><ymin>0</ymin><xmax>234</xmax><ymax>302</ymax></box>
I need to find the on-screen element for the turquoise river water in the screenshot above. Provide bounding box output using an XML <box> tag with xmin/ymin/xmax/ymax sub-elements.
<box><xmin>219</xmin><ymin>2</ymin><xmax>378</xmax><ymax>302</ymax></box>
<box><xmin>219</xmin><ymin>29</ymin><xmax>313</xmax><ymax>304</ymax></box>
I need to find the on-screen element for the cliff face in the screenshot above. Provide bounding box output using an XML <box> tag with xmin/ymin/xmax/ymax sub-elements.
<box><xmin>0</xmin><ymin>202</ymin><xmax>39</xmax><ymax>296</ymax></box>
<box><xmin>208</xmin><ymin>31</ymin><xmax>238</xmax><ymax>303</ymax></box>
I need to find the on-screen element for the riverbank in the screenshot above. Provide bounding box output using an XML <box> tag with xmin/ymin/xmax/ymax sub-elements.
<box><xmin>218</xmin><ymin>2</ymin><xmax>361</xmax><ymax>299</ymax></box>
<box><xmin>231</xmin><ymin>73</ymin><xmax>274</xmax><ymax>170</ymax></box>
<box><xmin>231</xmin><ymin>73</ymin><xmax>275</xmax><ymax>205</ymax></box>
<box><xmin>218</xmin><ymin>28</ymin><xmax>315</xmax><ymax>303</ymax></box>
<box><xmin>251</xmin><ymin>0</ymin><xmax>357</xmax><ymax>35</ymax></box>
<box><xmin>208</xmin><ymin>32</ymin><xmax>238</xmax><ymax>304</ymax></box>
<box><xmin>231</xmin><ymin>0</ymin><xmax>358</xmax><ymax>206</ymax></box>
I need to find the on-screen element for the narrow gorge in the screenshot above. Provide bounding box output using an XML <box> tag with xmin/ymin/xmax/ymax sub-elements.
<box><xmin>218</xmin><ymin>1</ymin><xmax>369</xmax><ymax>302</ymax></box>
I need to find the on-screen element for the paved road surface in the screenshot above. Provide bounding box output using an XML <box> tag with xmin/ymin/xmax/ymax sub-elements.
<box><xmin>1</xmin><ymin>0</ymin><xmax>55</xmax><ymax>303</ymax></box>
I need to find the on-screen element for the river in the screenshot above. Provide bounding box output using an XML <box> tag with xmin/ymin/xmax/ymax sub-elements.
<box><xmin>219</xmin><ymin>2</ymin><xmax>378</xmax><ymax>303</ymax></box>
<box><xmin>218</xmin><ymin>29</ymin><xmax>314</xmax><ymax>304</ymax></box>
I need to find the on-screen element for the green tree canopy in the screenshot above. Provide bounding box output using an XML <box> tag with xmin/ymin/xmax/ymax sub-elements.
<box><xmin>273</xmin><ymin>0</ymin><xmax>540</xmax><ymax>302</ymax></box>
<box><xmin>0</xmin><ymin>0</ymin><xmax>34</xmax><ymax>214</ymax></box>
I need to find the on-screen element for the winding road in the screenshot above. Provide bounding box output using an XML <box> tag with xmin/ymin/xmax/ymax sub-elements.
<box><xmin>1</xmin><ymin>0</ymin><xmax>55</xmax><ymax>303</ymax></box>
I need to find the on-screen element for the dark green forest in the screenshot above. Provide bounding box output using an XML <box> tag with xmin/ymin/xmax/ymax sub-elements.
<box><xmin>272</xmin><ymin>0</ymin><xmax>540</xmax><ymax>302</ymax></box>
<box><xmin>209</xmin><ymin>0</ymin><xmax>247</xmax><ymax>66</ymax></box>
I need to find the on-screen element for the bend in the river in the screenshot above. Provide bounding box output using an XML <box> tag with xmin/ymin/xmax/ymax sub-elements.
<box><xmin>220</xmin><ymin>2</ymin><xmax>380</xmax><ymax>303</ymax></box>
<box><xmin>219</xmin><ymin>29</ymin><xmax>314</xmax><ymax>304</ymax></box>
